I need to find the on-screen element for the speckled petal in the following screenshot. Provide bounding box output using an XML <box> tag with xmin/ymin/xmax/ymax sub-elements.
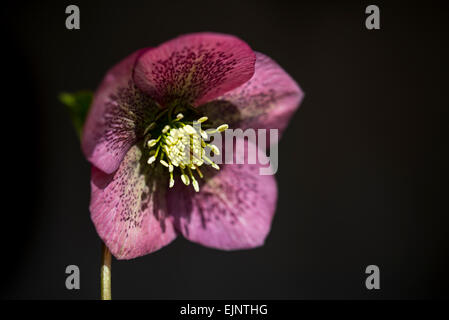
<box><xmin>82</xmin><ymin>48</ymin><xmax>159</xmax><ymax>174</ymax></box>
<box><xmin>133</xmin><ymin>32</ymin><xmax>256</xmax><ymax>106</ymax></box>
<box><xmin>198</xmin><ymin>52</ymin><xmax>304</xmax><ymax>138</ymax></box>
<box><xmin>90</xmin><ymin>145</ymin><xmax>177</xmax><ymax>260</ymax></box>
<box><xmin>168</xmin><ymin>138</ymin><xmax>277</xmax><ymax>250</ymax></box>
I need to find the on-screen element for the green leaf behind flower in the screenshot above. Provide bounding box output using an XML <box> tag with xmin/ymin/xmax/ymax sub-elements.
<box><xmin>59</xmin><ymin>91</ymin><xmax>93</xmax><ymax>139</ymax></box>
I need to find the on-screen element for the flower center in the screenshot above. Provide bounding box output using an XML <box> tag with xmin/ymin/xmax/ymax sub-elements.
<box><xmin>143</xmin><ymin>106</ymin><xmax>228</xmax><ymax>192</ymax></box>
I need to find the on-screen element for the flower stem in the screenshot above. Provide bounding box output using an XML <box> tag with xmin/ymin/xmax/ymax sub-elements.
<box><xmin>101</xmin><ymin>242</ymin><xmax>112</xmax><ymax>300</ymax></box>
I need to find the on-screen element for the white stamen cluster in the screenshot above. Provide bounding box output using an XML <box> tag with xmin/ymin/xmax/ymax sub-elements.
<box><xmin>165</xmin><ymin>125</ymin><xmax>204</xmax><ymax>167</ymax></box>
<box><xmin>145</xmin><ymin>113</ymin><xmax>227</xmax><ymax>192</ymax></box>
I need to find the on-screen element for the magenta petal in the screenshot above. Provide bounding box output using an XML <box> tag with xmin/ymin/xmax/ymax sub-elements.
<box><xmin>133</xmin><ymin>32</ymin><xmax>256</xmax><ymax>106</ymax></box>
<box><xmin>90</xmin><ymin>145</ymin><xmax>177</xmax><ymax>260</ymax></box>
<box><xmin>168</xmin><ymin>138</ymin><xmax>277</xmax><ymax>250</ymax></box>
<box><xmin>82</xmin><ymin>48</ymin><xmax>157</xmax><ymax>174</ymax></box>
<box><xmin>198</xmin><ymin>52</ymin><xmax>304</xmax><ymax>138</ymax></box>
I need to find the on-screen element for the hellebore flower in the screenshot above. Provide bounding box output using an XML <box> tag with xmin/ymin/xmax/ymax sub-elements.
<box><xmin>82</xmin><ymin>32</ymin><xmax>303</xmax><ymax>260</ymax></box>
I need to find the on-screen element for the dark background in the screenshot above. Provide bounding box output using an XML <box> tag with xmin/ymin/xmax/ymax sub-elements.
<box><xmin>1</xmin><ymin>0</ymin><xmax>447</xmax><ymax>299</ymax></box>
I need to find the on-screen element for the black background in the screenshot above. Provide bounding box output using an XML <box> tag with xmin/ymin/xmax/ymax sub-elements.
<box><xmin>1</xmin><ymin>0</ymin><xmax>447</xmax><ymax>299</ymax></box>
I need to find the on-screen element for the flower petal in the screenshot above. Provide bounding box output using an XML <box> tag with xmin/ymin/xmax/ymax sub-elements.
<box><xmin>198</xmin><ymin>52</ymin><xmax>304</xmax><ymax>138</ymax></box>
<box><xmin>82</xmin><ymin>48</ymin><xmax>160</xmax><ymax>174</ymax></box>
<box><xmin>90</xmin><ymin>145</ymin><xmax>177</xmax><ymax>260</ymax></box>
<box><xmin>133</xmin><ymin>32</ymin><xmax>256</xmax><ymax>106</ymax></box>
<box><xmin>168</xmin><ymin>138</ymin><xmax>277</xmax><ymax>250</ymax></box>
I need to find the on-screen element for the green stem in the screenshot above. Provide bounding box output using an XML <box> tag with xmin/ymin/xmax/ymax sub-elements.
<box><xmin>101</xmin><ymin>243</ymin><xmax>112</xmax><ymax>300</ymax></box>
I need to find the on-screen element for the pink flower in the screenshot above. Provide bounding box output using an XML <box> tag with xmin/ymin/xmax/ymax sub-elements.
<box><xmin>82</xmin><ymin>33</ymin><xmax>303</xmax><ymax>259</ymax></box>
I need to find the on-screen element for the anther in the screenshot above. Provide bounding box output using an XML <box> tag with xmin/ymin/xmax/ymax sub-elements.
<box><xmin>160</xmin><ymin>160</ymin><xmax>169</xmax><ymax>167</ymax></box>
<box><xmin>211</xmin><ymin>163</ymin><xmax>220</xmax><ymax>170</ymax></box>
<box><xmin>192</xmin><ymin>179</ymin><xmax>199</xmax><ymax>192</ymax></box>
<box><xmin>162</xmin><ymin>125</ymin><xmax>170</xmax><ymax>133</ymax></box>
<box><xmin>147</xmin><ymin>156</ymin><xmax>156</xmax><ymax>164</ymax></box>
<box><xmin>181</xmin><ymin>174</ymin><xmax>190</xmax><ymax>185</ymax></box>
<box><xmin>183</xmin><ymin>125</ymin><xmax>196</xmax><ymax>135</ymax></box>
<box><xmin>210</xmin><ymin>144</ymin><xmax>220</xmax><ymax>155</ymax></box>
<box><xmin>217</xmin><ymin>124</ymin><xmax>229</xmax><ymax>132</ymax></box>
<box><xmin>169</xmin><ymin>171</ymin><xmax>174</xmax><ymax>188</ymax></box>
<box><xmin>200</xmin><ymin>130</ymin><xmax>208</xmax><ymax>140</ymax></box>
<box><xmin>147</xmin><ymin>139</ymin><xmax>158</xmax><ymax>147</ymax></box>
